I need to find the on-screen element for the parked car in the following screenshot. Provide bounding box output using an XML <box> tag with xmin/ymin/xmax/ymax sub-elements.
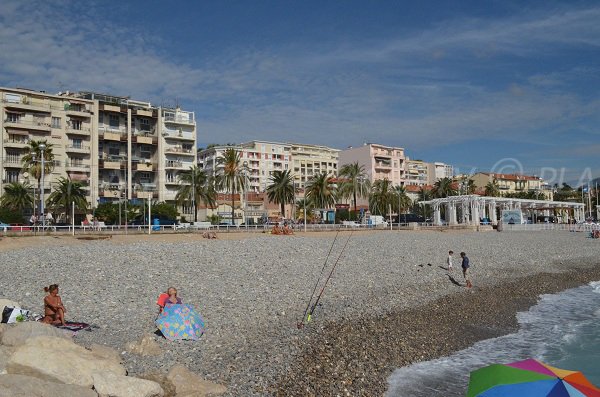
<box><xmin>398</xmin><ymin>214</ymin><xmax>426</xmax><ymax>223</ymax></box>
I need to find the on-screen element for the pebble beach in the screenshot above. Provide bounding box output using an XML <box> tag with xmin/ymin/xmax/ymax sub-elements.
<box><xmin>1</xmin><ymin>230</ymin><xmax>599</xmax><ymax>396</ymax></box>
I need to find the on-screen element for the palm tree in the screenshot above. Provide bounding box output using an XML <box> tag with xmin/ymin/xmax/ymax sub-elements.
<box><xmin>266</xmin><ymin>170</ymin><xmax>295</xmax><ymax>219</ymax></box>
<box><xmin>416</xmin><ymin>186</ymin><xmax>432</xmax><ymax>219</ymax></box>
<box><xmin>338</xmin><ymin>162</ymin><xmax>370</xmax><ymax>215</ymax></box>
<box><xmin>484</xmin><ymin>179</ymin><xmax>500</xmax><ymax>197</ymax></box>
<box><xmin>216</xmin><ymin>148</ymin><xmax>246</xmax><ymax>224</ymax></box>
<box><xmin>369</xmin><ymin>179</ymin><xmax>395</xmax><ymax>216</ymax></box>
<box><xmin>176</xmin><ymin>166</ymin><xmax>217</xmax><ymax>222</ymax></box>
<box><xmin>46</xmin><ymin>177</ymin><xmax>88</xmax><ymax>223</ymax></box>
<box><xmin>21</xmin><ymin>140</ymin><xmax>55</xmax><ymax>188</ymax></box>
<box><xmin>0</xmin><ymin>182</ymin><xmax>33</xmax><ymax>213</ymax></box>
<box><xmin>295</xmin><ymin>197</ymin><xmax>315</xmax><ymax>221</ymax></box>
<box><xmin>432</xmin><ymin>177</ymin><xmax>457</xmax><ymax>198</ymax></box>
<box><xmin>394</xmin><ymin>185</ymin><xmax>412</xmax><ymax>222</ymax></box>
<box><xmin>466</xmin><ymin>179</ymin><xmax>476</xmax><ymax>194</ymax></box>
<box><xmin>305</xmin><ymin>173</ymin><xmax>336</xmax><ymax>210</ymax></box>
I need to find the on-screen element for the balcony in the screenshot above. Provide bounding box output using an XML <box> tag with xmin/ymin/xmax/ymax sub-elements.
<box><xmin>163</xmin><ymin>113</ymin><xmax>195</xmax><ymax>125</ymax></box>
<box><xmin>99</xmin><ymin>189</ymin><xmax>122</xmax><ymax>198</ymax></box>
<box><xmin>65</xmin><ymin>162</ymin><xmax>91</xmax><ymax>172</ymax></box>
<box><xmin>4</xmin><ymin>118</ymin><xmax>51</xmax><ymax>132</ymax></box>
<box><xmin>66</xmin><ymin>126</ymin><xmax>91</xmax><ymax>136</ymax></box>
<box><xmin>3</xmin><ymin>97</ymin><xmax>52</xmax><ymax>113</ymax></box>
<box><xmin>65</xmin><ymin>105</ymin><xmax>92</xmax><ymax>117</ymax></box>
<box><xmin>3</xmin><ymin>138</ymin><xmax>30</xmax><ymax>148</ymax></box>
<box><xmin>3</xmin><ymin>156</ymin><xmax>22</xmax><ymax>168</ymax></box>
<box><xmin>100</xmin><ymin>159</ymin><xmax>124</xmax><ymax>170</ymax></box>
<box><xmin>98</xmin><ymin>127</ymin><xmax>127</xmax><ymax>141</ymax></box>
<box><xmin>135</xmin><ymin>109</ymin><xmax>154</xmax><ymax>117</ymax></box>
<box><xmin>165</xmin><ymin>160</ymin><xmax>185</xmax><ymax>169</ymax></box>
<box><xmin>163</xmin><ymin>131</ymin><xmax>195</xmax><ymax>142</ymax></box>
<box><xmin>134</xmin><ymin>191</ymin><xmax>158</xmax><ymax>199</ymax></box>
<box><xmin>100</xmin><ymin>104</ymin><xmax>122</xmax><ymax>113</ymax></box>
<box><xmin>164</xmin><ymin>146</ymin><xmax>195</xmax><ymax>156</ymax></box>
<box><xmin>134</xmin><ymin>162</ymin><xmax>154</xmax><ymax>172</ymax></box>
<box><xmin>65</xmin><ymin>144</ymin><xmax>90</xmax><ymax>154</ymax></box>
<box><xmin>132</xmin><ymin>133</ymin><xmax>157</xmax><ymax>145</ymax></box>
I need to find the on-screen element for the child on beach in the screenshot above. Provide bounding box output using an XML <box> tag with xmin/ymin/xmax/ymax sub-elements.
<box><xmin>447</xmin><ymin>250</ymin><xmax>454</xmax><ymax>272</ymax></box>
<box><xmin>460</xmin><ymin>252</ymin><xmax>473</xmax><ymax>289</ymax></box>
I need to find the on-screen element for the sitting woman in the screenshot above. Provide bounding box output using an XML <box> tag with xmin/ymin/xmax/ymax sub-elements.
<box><xmin>157</xmin><ymin>287</ymin><xmax>182</xmax><ymax>313</ymax></box>
<box><xmin>272</xmin><ymin>224</ymin><xmax>282</xmax><ymax>235</ymax></box>
<box><xmin>41</xmin><ymin>284</ymin><xmax>66</xmax><ymax>326</ymax></box>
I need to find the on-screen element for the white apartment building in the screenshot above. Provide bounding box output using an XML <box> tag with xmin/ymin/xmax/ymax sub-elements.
<box><xmin>1</xmin><ymin>87</ymin><xmax>98</xmax><ymax>215</ymax></box>
<box><xmin>0</xmin><ymin>87</ymin><xmax>196</xmax><ymax>220</ymax></box>
<box><xmin>289</xmin><ymin>142</ymin><xmax>339</xmax><ymax>189</ymax></box>
<box><xmin>427</xmin><ymin>162</ymin><xmax>453</xmax><ymax>185</ymax></box>
<box><xmin>404</xmin><ymin>159</ymin><xmax>429</xmax><ymax>186</ymax></box>
<box><xmin>338</xmin><ymin>143</ymin><xmax>406</xmax><ymax>186</ymax></box>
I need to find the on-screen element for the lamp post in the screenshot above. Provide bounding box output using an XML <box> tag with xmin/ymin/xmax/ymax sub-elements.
<box><xmin>242</xmin><ymin>161</ymin><xmax>248</xmax><ymax>227</ymax></box>
<box><xmin>192</xmin><ymin>169</ymin><xmax>196</xmax><ymax>223</ymax></box>
<box><xmin>39</xmin><ymin>143</ymin><xmax>46</xmax><ymax>229</ymax></box>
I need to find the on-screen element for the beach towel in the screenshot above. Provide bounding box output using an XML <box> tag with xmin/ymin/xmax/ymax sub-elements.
<box><xmin>157</xmin><ymin>293</ymin><xmax>169</xmax><ymax>308</ymax></box>
<box><xmin>55</xmin><ymin>321</ymin><xmax>92</xmax><ymax>332</ymax></box>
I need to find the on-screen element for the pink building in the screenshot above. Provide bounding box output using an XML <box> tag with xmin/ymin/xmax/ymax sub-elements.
<box><xmin>339</xmin><ymin>143</ymin><xmax>406</xmax><ymax>186</ymax></box>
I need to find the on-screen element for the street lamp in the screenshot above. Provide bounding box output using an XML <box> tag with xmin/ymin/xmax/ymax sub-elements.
<box><xmin>39</xmin><ymin>143</ymin><xmax>46</xmax><ymax>229</ymax></box>
<box><xmin>242</xmin><ymin>161</ymin><xmax>248</xmax><ymax>227</ymax></box>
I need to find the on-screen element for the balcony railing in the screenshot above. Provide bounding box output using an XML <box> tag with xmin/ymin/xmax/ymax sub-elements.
<box><xmin>165</xmin><ymin>160</ymin><xmax>184</xmax><ymax>168</ymax></box>
<box><xmin>65</xmin><ymin>162</ymin><xmax>91</xmax><ymax>170</ymax></box>
<box><xmin>4</xmin><ymin>118</ymin><xmax>51</xmax><ymax>130</ymax></box>
<box><xmin>3</xmin><ymin>138</ymin><xmax>30</xmax><ymax>146</ymax></box>
<box><xmin>163</xmin><ymin>114</ymin><xmax>195</xmax><ymax>124</ymax></box>
<box><xmin>65</xmin><ymin>144</ymin><xmax>90</xmax><ymax>152</ymax></box>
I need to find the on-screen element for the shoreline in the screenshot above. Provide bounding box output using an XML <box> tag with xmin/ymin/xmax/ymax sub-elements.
<box><xmin>273</xmin><ymin>263</ymin><xmax>600</xmax><ymax>396</ymax></box>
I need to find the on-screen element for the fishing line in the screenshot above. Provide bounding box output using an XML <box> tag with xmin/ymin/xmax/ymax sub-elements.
<box><xmin>298</xmin><ymin>230</ymin><xmax>340</xmax><ymax>327</ymax></box>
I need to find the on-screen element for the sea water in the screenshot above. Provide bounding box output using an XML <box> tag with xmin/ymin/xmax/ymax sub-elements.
<box><xmin>385</xmin><ymin>281</ymin><xmax>600</xmax><ymax>396</ymax></box>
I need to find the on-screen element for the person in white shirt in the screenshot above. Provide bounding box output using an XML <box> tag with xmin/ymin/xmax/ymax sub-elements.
<box><xmin>447</xmin><ymin>250</ymin><xmax>454</xmax><ymax>272</ymax></box>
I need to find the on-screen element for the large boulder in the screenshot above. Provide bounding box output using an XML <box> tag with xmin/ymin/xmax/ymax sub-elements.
<box><xmin>166</xmin><ymin>365</ymin><xmax>227</xmax><ymax>397</ymax></box>
<box><xmin>7</xmin><ymin>336</ymin><xmax>126</xmax><ymax>387</ymax></box>
<box><xmin>0</xmin><ymin>346</ymin><xmax>14</xmax><ymax>374</ymax></box>
<box><xmin>0</xmin><ymin>374</ymin><xmax>97</xmax><ymax>397</ymax></box>
<box><xmin>126</xmin><ymin>333</ymin><xmax>162</xmax><ymax>356</ymax></box>
<box><xmin>92</xmin><ymin>371</ymin><xmax>163</xmax><ymax>397</ymax></box>
<box><xmin>88</xmin><ymin>343</ymin><xmax>122</xmax><ymax>363</ymax></box>
<box><xmin>1</xmin><ymin>321</ymin><xmax>71</xmax><ymax>347</ymax></box>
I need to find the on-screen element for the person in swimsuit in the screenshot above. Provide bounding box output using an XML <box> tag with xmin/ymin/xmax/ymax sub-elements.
<box><xmin>41</xmin><ymin>284</ymin><xmax>66</xmax><ymax>325</ymax></box>
<box><xmin>157</xmin><ymin>287</ymin><xmax>182</xmax><ymax>313</ymax></box>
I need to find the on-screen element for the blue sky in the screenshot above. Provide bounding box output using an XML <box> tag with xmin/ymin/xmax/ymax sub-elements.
<box><xmin>1</xmin><ymin>0</ymin><xmax>598</xmax><ymax>185</ymax></box>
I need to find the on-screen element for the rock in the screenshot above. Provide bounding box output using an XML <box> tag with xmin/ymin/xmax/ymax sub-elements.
<box><xmin>0</xmin><ymin>374</ymin><xmax>97</xmax><ymax>397</ymax></box>
<box><xmin>137</xmin><ymin>373</ymin><xmax>176</xmax><ymax>397</ymax></box>
<box><xmin>0</xmin><ymin>346</ymin><xmax>15</xmax><ymax>374</ymax></box>
<box><xmin>88</xmin><ymin>343</ymin><xmax>122</xmax><ymax>363</ymax></box>
<box><xmin>92</xmin><ymin>371</ymin><xmax>163</xmax><ymax>397</ymax></box>
<box><xmin>166</xmin><ymin>365</ymin><xmax>227</xmax><ymax>397</ymax></box>
<box><xmin>126</xmin><ymin>333</ymin><xmax>162</xmax><ymax>356</ymax></box>
<box><xmin>1</xmin><ymin>321</ymin><xmax>70</xmax><ymax>347</ymax></box>
<box><xmin>7</xmin><ymin>336</ymin><xmax>126</xmax><ymax>387</ymax></box>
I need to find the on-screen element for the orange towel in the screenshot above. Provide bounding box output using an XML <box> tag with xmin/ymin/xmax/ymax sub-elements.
<box><xmin>156</xmin><ymin>293</ymin><xmax>169</xmax><ymax>307</ymax></box>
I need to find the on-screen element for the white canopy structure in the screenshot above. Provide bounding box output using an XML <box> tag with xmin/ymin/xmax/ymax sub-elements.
<box><xmin>419</xmin><ymin>195</ymin><xmax>585</xmax><ymax>226</ymax></box>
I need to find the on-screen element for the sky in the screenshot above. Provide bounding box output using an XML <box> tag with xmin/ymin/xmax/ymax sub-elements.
<box><xmin>0</xmin><ymin>0</ymin><xmax>599</xmax><ymax>186</ymax></box>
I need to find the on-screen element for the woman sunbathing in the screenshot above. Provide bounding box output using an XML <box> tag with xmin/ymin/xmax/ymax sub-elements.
<box><xmin>157</xmin><ymin>287</ymin><xmax>182</xmax><ymax>313</ymax></box>
<box><xmin>41</xmin><ymin>284</ymin><xmax>66</xmax><ymax>325</ymax></box>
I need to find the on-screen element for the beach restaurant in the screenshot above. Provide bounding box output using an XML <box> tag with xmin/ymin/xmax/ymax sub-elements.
<box><xmin>419</xmin><ymin>195</ymin><xmax>586</xmax><ymax>226</ymax></box>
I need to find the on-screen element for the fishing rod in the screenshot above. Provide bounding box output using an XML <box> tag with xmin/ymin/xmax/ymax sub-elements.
<box><xmin>303</xmin><ymin>231</ymin><xmax>353</xmax><ymax>326</ymax></box>
<box><xmin>297</xmin><ymin>230</ymin><xmax>340</xmax><ymax>329</ymax></box>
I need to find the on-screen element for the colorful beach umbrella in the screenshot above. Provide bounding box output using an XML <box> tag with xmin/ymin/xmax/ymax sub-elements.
<box><xmin>467</xmin><ymin>359</ymin><xmax>600</xmax><ymax>396</ymax></box>
<box><xmin>155</xmin><ymin>304</ymin><xmax>205</xmax><ymax>341</ymax></box>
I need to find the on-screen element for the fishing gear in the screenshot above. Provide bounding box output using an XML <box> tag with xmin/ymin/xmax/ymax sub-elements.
<box><xmin>297</xmin><ymin>230</ymin><xmax>340</xmax><ymax>329</ymax></box>
<box><xmin>297</xmin><ymin>231</ymin><xmax>353</xmax><ymax>328</ymax></box>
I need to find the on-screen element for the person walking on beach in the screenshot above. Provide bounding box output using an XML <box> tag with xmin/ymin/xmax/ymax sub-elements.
<box><xmin>460</xmin><ymin>252</ymin><xmax>473</xmax><ymax>289</ymax></box>
<box><xmin>447</xmin><ymin>250</ymin><xmax>454</xmax><ymax>272</ymax></box>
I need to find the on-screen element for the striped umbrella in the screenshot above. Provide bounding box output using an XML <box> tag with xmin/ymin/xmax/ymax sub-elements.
<box><xmin>467</xmin><ymin>359</ymin><xmax>600</xmax><ymax>396</ymax></box>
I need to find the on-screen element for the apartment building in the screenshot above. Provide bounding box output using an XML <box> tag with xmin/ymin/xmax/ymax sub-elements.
<box><xmin>289</xmin><ymin>143</ymin><xmax>339</xmax><ymax>189</ymax></box>
<box><xmin>240</xmin><ymin>141</ymin><xmax>292</xmax><ymax>192</ymax></box>
<box><xmin>338</xmin><ymin>143</ymin><xmax>406</xmax><ymax>186</ymax></box>
<box><xmin>77</xmin><ymin>92</ymin><xmax>197</xmax><ymax>206</ymax></box>
<box><xmin>1</xmin><ymin>87</ymin><xmax>98</xmax><ymax>212</ymax></box>
<box><xmin>404</xmin><ymin>159</ymin><xmax>429</xmax><ymax>186</ymax></box>
<box><xmin>427</xmin><ymin>162</ymin><xmax>453</xmax><ymax>185</ymax></box>
<box><xmin>471</xmin><ymin>172</ymin><xmax>543</xmax><ymax>194</ymax></box>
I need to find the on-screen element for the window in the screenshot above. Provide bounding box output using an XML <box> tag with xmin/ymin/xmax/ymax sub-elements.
<box><xmin>108</xmin><ymin>143</ymin><xmax>120</xmax><ymax>156</ymax></box>
<box><xmin>140</xmin><ymin>118</ymin><xmax>150</xmax><ymax>131</ymax></box>
<box><xmin>109</xmin><ymin>114</ymin><xmax>119</xmax><ymax>128</ymax></box>
<box><xmin>6</xmin><ymin>112</ymin><xmax>20</xmax><ymax>122</ymax></box>
<box><xmin>52</xmin><ymin>117</ymin><xmax>61</xmax><ymax>128</ymax></box>
<box><xmin>72</xmin><ymin>139</ymin><xmax>82</xmax><ymax>149</ymax></box>
<box><xmin>166</xmin><ymin>171</ymin><xmax>175</xmax><ymax>182</ymax></box>
<box><xmin>140</xmin><ymin>145</ymin><xmax>152</xmax><ymax>159</ymax></box>
<box><xmin>5</xmin><ymin>170</ymin><xmax>19</xmax><ymax>183</ymax></box>
<box><xmin>71</xmin><ymin>120</ymin><xmax>82</xmax><ymax>130</ymax></box>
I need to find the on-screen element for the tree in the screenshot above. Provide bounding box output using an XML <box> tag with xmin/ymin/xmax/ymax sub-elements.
<box><xmin>46</xmin><ymin>177</ymin><xmax>88</xmax><ymax>223</ymax></box>
<box><xmin>484</xmin><ymin>179</ymin><xmax>500</xmax><ymax>197</ymax></box>
<box><xmin>466</xmin><ymin>179</ymin><xmax>476</xmax><ymax>194</ymax></box>
<box><xmin>394</xmin><ymin>185</ymin><xmax>412</xmax><ymax>221</ymax></box>
<box><xmin>266</xmin><ymin>170</ymin><xmax>295</xmax><ymax>219</ymax></box>
<box><xmin>296</xmin><ymin>197</ymin><xmax>316</xmax><ymax>222</ymax></box>
<box><xmin>305</xmin><ymin>173</ymin><xmax>336</xmax><ymax>210</ymax></box>
<box><xmin>338</xmin><ymin>162</ymin><xmax>370</xmax><ymax>215</ymax></box>
<box><xmin>416</xmin><ymin>186</ymin><xmax>432</xmax><ymax>218</ymax></box>
<box><xmin>21</xmin><ymin>140</ymin><xmax>55</xmax><ymax>195</ymax></box>
<box><xmin>176</xmin><ymin>166</ymin><xmax>217</xmax><ymax>222</ymax></box>
<box><xmin>0</xmin><ymin>182</ymin><xmax>33</xmax><ymax>213</ymax></box>
<box><xmin>369</xmin><ymin>179</ymin><xmax>395</xmax><ymax>216</ymax></box>
<box><xmin>216</xmin><ymin>148</ymin><xmax>246</xmax><ymax>225</ymax></box>
<box><xmin>149</xmin><ymin>202</ymin><xmax>179</xmax><ymax>220</ymax></box>
<box><xmin>432</xmin><ymin>177</ymin><xmax>457</xmax><ymax>198</ymax></box>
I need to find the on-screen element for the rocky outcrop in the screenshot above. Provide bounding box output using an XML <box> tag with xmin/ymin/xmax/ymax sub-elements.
<box><xmin>126</xmin><ymin>333</ymin><xmax>162</xmax><ymax>356</ymax></box>
<box><xmin>0</xmin><ymin>374</ymin><xmax>97</xmax><ymax>397</ymax></box>
<box><xmin>7</xmin><ymin>336</ymin><xmax>126</xmax><ymax>387</ymax></box>
<box><xmin>1</xmin><ymin>321</ymin><xmax>70</xmax><ymax>347</ymax></box>
<box><xmin>92</xmin><ymin>371</ymin><xmax>163</xmax><ymax>397</ymax></box>
<box><xmin>166</xmin><ymin>365</ymin><xmax>227</xmax><ymax>397</ymax></box>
